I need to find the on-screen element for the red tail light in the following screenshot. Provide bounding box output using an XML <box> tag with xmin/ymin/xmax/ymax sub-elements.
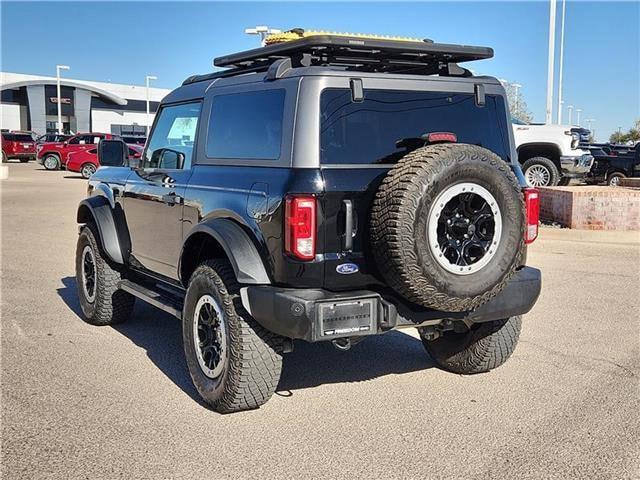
<box><xmin>524</xmin><ymin>188</ymin><xmax>539</xmax><ymax>244</ymax></box>
<box><xmin>285</xmin><ymin>195</ymin><xmax>316</xmax><ymax>260</ymax></box>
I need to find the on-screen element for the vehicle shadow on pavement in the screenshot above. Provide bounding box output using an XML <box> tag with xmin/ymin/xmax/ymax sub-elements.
<box><xmin>58</xmin><ymin>276</ymin><xmax>435</xmax><ymax>404</ymax></box>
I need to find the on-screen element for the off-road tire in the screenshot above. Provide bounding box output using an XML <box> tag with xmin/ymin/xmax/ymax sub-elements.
<box><xmin>182</xmin><ymin>259</ymin><xmax>283</xmax><ymax>413</ymax></box>
<box><xmin>522</xmin><ymin>156</ymin><xmax>560</xmax><ymax>187</ymax></box>
<box><xmin>43</xmin><ymin>154</ymin><xmax>60</xmax><ymax>170</ymax></box>
<box><xmin>75</xmin><ymin>225</ymin><xmax>134</xmax><ymax>325</ymax></box>
<box><xmin>607</xmin><ymin>172</ymin><xmax>626</xmax><ymax>187</ymax></box>
<box><xmin>370</xmin><ymin>143</ymin><xmax>525</xmax><ymax>312</ymax></box>
<box><xmin>421</xmin><ymin>316</ymin><xmax>522</xmax><ymax>374</ymax></box>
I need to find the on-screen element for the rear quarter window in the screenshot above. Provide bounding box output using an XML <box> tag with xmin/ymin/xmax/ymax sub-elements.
<box><xmin>206</xmin><ymin>89</ymin><xmax>285</xmax><ymax>160</ymax></box>
<box><xmin>320</xmin><ymin>89</ymin><xmax>511</xmax><ymax>165</ymax></box>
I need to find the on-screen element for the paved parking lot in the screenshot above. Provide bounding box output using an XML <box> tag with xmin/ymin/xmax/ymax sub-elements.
<box><xmin>2</xmin><ymin>162</ymin><xmax>639</xmax><ymax>479</ymax></box>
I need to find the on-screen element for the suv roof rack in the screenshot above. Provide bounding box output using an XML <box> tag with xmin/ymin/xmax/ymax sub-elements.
<box><xmin>183</xmin><ymin>35</ymin><xmax>493</xmax><ymax>85</ymax></box>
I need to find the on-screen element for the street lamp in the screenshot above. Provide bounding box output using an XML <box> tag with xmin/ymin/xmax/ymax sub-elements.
<box><xmin>245</xmin><ymin>25</ymin><xmax>282</xmax><ymax>46</ymax></box>
<box><xmin>557</xmin><ymin>0</ymin><xmax>567</xmax><ymax>124</ymax></box>
<box><xmin>56</xmin><ymin>65</ymin><xmax>70</xmax><ymax>134</ymax></box>
<box><xmin>567</xmin><ymin>105</ymin><xmax>574</xmax><ymax>125</ymax></box>
<box><xmin>576</xmin><ymin>108</ymin><xmax>582</xmax><ymax>126</ymax></box>
<box><xmin>145</xmin><ymin>75</ymin><xmax>157</xmax><ymax>133</ymax></box>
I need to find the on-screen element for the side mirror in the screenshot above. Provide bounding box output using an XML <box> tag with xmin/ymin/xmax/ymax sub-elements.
<box><xmin>98</xmin><ymin>139</ymin><xmax>129</xmax><ymax>167</ymax></box>
<box><xmin>158</xmin><ymin>148</ymin><xmax>185</xmax><ymax>169</ymax></box>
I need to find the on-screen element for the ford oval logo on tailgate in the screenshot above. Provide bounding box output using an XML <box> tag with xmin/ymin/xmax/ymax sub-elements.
<box><xmin>336</xmin><ymin>263</ymin><xmax>359</xmax><ymax>275</ymax></box>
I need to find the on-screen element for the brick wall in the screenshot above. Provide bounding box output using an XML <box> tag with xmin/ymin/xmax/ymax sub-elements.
<box><xmin>538</xmin><ymin>186</ymin><xmax>640</xmax><ymax>230</ymax></box>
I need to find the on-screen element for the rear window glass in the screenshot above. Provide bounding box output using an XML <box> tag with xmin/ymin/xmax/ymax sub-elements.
<box><xmin>206</xmin><ymin>89</ymin><xmax>285</xmax><ymax>160</ymax></box>
<box><xmin>320</xmin><ymin>89</ymin><xmax>511</xmax><ymax>164</ymax></box>
<box><xmin>3</xmin><ymin>134</ymin><xmax>33</xmax><ymax>142</ymax></box>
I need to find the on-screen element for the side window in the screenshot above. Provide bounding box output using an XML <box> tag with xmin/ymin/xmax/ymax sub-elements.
<box><xmin>68</xmin><ymin>136</ymin><xmax>81</xmax><ymax>144</ymax></box>
<box><xmin>206</xmin><ymin>89</ymin><xmax>285</xmax><ymax>160</ymax></box>
<box><xmin>143</xmin><ymin>102</ymin><xmax>201</xmax><ymax>169</ymax></box>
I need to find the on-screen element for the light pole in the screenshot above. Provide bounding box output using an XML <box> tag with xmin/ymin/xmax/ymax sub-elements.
<box><xmin>546</xmin><ymin>0</ymin><xmax>557</xmax><ymax>124</ymax></box>
<box><xmin>245</xmin><ymin>26</ymin><xmax>282</xmax><ymax>46</ymax></box>
<box><xmin>557</xmin><ymin>0</ymin><xmax>566</xmax><ymax>124</ymax></box>
<box><xmin>56</xmin><ymin>65</ymin><xmax>70</xmax><ymax>134</ymax></box>
<box><xmin>576</xmin><ymin>108</ymin><xmax>582</xmax><ymax>126</ymax></box>
<box><xmin>145</xmin><ymin>75</ymin><xmax>157</xmax><ymax>134</ymax></box>
<box><xmin>567</xmin><ymin>105</ymin><xmax>573</xmax><ymax>125</ymax></box>
<box><xmin>585</xmin><ymin>119</ymin><xmax>595</xmax><ymax>141</ymax></box>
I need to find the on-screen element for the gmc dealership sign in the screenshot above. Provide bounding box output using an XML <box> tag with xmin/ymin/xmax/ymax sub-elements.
<box><xmin>49</xmin><ymin>97</ymin><xmax>71</xmax><ymax>104</ymax></box>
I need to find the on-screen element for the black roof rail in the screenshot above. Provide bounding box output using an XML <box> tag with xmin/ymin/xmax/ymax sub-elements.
<box><xmin>183</xmin><ymin>35</ymin><xmax>492</xmax><ymax>85</ymax></box>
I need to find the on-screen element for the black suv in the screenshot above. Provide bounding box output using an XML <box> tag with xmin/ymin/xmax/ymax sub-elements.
<box><xmin>75</xmin><ymin>33</ymin><xmax>542</xmax><ymax>413</ymax></box>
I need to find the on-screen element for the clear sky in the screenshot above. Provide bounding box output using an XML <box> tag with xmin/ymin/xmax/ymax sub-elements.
<box><xmin>1</xmin><ymin>1</ymin><xmax>638</xmax><ymax>140</ymax></box>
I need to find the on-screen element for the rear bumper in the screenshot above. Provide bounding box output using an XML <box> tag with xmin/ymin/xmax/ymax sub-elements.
<box><xmin>241</xmin><ymin>266</ymin><xmax>541</xmax><ymax>342</ymax></box>
<box><xmin>6</xmin><ymin>152</ymin><xmax>35</xmax><ymax>159</ymax></box>
<box><xmin>560</xmin><ymin>153</ymin><xmax>594</xmax><ymax>177</ymax></box>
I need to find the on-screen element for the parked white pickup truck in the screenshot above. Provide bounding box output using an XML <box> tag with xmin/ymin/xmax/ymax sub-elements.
<box><xmin>512</xmin><ymin>119</ymin><xmax>594</xmax><ymax>187</ymax></box>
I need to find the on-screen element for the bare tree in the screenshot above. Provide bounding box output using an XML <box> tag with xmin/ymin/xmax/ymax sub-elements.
<box><xmin>504</xmin><ymin>83</ymin><xmax>533</xmax><ymax>123</ymax></box>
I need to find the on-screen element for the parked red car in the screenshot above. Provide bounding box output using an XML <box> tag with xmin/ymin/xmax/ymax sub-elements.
<box><xmin>67</xmin><ymin>144</ymin><xmax>143</xmax><ymax>178</ymax></box>
<box><xmin>37</xmin><ymin>133</ymin><xmax>117</xmax><ymax>171</ymax></box>
<box><xmin>2</xmin><ymin>131</ymin><xmax>36</xmax><ymax>163</ymax></box>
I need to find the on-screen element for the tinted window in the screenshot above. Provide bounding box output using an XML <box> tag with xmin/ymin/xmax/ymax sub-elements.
<box><xmin>2</xmin><ymin>134</ymin><xmax>33</xmax><ymax>142</ymax></box>
<box><xmin>207</xmin><ymin>89</ymin><xmax>285</xmax><ymax>160</ymax></box>
<box><xmin>143</xmin><ymin>102</ymin><xmax>201</xmax><ymax>169</ymax></box>
<box><xmin>320</xmin><ymin>89</ymin><xmax>511</xmax><ymax>164</ymax></box>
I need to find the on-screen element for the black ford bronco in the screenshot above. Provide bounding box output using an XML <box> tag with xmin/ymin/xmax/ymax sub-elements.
<box><xmin>75</xmin><ymin>33</ymin><xmax>542</xmax><ymax>413</ymax></box>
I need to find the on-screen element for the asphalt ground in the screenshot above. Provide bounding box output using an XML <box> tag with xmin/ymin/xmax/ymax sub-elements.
<box><xmin>2</xmin><ymin>161</ymin><xmax>639</xmax><ymax>479</ymax></box>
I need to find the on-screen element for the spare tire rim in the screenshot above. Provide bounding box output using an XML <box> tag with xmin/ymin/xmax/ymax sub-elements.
<box><xmin>428</xmin><ymin>182</ymin><xmax>502</xmax><ymax>275</ymax></box>
<box><xmin>525</xmin><ymin>165</ymin><xmax>551</xmax><ymax>187</ymax></box>
<box><xmin>81</xmin><ymin>245</ymin><xmax>97</xmax><ymax>303</ymax></box>
<box><xmin>193</xmin><ymin>294</ymin><xmax>227</xmax><ymax>379</ymax></box>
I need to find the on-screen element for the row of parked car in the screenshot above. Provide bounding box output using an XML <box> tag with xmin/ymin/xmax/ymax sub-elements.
<box><xmin>2</xmin><ymin>127</ymin><xmax>637</xmax><ymax>185</ymax></box>
<box><xmin>1</xmin><ymin>130</ymin><xmax>145</xmax><ymax>178</ymax></box>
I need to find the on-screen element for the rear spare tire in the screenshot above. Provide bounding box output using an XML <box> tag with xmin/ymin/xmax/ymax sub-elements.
<box><xmin>370</xmin><ymin>144</ymin><xmax>525</xmax><ymax>312</ymax></box>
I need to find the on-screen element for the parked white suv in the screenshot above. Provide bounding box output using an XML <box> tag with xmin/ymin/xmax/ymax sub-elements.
<box><xmin>512</xmin><ymin>119</ymin><xmax>593</xmax><ymax>187</ymax></box>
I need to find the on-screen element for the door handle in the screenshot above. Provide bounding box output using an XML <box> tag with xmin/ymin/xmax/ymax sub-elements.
<box><xmin>343</xmin><ymin>199</ymin><xmax>354</xmax><ymax>251</ymax></box>
<box><xmin>162</xmin><ymin>193</ymin><xmax>182</xmax><ymax>205</ymax></box>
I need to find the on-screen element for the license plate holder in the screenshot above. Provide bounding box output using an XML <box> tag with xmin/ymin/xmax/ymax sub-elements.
<box><xmin>317</xmin><ymin>298</ymin><xmax>377</xmax><ymax>339</ymax></box>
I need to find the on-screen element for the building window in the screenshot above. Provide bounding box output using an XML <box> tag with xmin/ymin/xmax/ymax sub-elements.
<box><xmin>111</xmin><ymin>124</ymin><xmax>148</xmax><ymax>136</ymax></box>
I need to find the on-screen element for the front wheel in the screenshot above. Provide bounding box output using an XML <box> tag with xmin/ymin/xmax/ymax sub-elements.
<box><xmin>420</xmin><ymin>316</ymin><xmax>522</xmax><ymax>374</ymax></box>
<box><xmin>43</xmin><ymin>154</ymin><xmax>60</xmax><ymax>170</ymax></box>
<box><xmin>183</xmin><ymin>259</ymin><xmax>283</xmax><ymax>413</ymax></box>
<box><xmin>80</xmin><ymin>163</ymin><xmax>97</xmax><ymax>179</ymax></box>
<box><xmin>522</xmin><ymin>157</ymin><xmax>560</xmax><ymax>187</ymax></box>
<box><xmin>75</xmin><ymin>225</ymin><xmax>134</xmax><ymax>325</ymax></box>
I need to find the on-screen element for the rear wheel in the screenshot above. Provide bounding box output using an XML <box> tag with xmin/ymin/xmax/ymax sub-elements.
<box><xmin>80</xmin><ymin>163</ymin><xmax>97</xmax><ymax>179</ymax></box>
<box><xmin>608</xmin><ymin>172</ymin><xmax>626</xmax><ymax>187</ymax></box>
<box><xmin>43</xmin><ymin>154</ymin><xmax>60</xmax><ymax>170</ymax></box>
<box><xmin>182</xmin><ymin>259</ymin><xmax>283</xmax><ymax>413</ymax></box>
<box><xmin>2</xmin><ymin>151</ymin><xmax>7</xmax><ymax>163</ymax></box>
<box><xmin>522</xmin><ymin>157</ymin><xmax>560</xmax><ymax>187</ymax></box>
<box><xmin>19</xmin><ymin>157</ymin><xmax>29</xmax><ymax>163</ymax></box>
<box><xmin>421</xmin><ymin>316</ymin><xmax>522</xmax><ymax>374</ymax></box>
<box><xmin>558</xmin><ymin>177</ymin><xmax>571</xmax><ymax>186</ymax></box>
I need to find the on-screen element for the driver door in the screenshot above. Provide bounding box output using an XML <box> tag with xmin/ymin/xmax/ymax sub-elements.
<box><xmin>123</xmin><ymin>102</ymin><xmax>202</xmax><ymax>279</ymax></box>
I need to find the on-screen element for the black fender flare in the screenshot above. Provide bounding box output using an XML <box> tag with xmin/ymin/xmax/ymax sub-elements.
<box><xmin>181</xmin><ymin>218</ymin><xmax>271</xmax><ymax>285</ymax></box>
<box><xmin>76</xmin><ymin>196</ymin><xmax>124</xmax><ymax>264</ymax></box>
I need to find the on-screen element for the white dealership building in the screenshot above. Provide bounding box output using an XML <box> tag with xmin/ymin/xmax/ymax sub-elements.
<box><xmin>0</xmin><ymin>72</ymin><xmax>171</xmax><ymax>136</ymax></box>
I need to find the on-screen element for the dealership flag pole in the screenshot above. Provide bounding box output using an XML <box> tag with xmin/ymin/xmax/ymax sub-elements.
<box><xmin>557</xmin><ymin>0</ymin><xmax>566</xmax><ymax>124</ymax></box>
<box><xmin>56</xmin><ymin>65</ymin><xmax>70</xmax><ymax>134</ymax></box>
<box><xmin>546</xmin><ymin>0</ymin><xmax>557</xmax><ymax>124</ymax></box>
<box><xmin>146</xmin><ymin>75</ymin><xmax>157</xmax><ymax>134</ymax></box>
